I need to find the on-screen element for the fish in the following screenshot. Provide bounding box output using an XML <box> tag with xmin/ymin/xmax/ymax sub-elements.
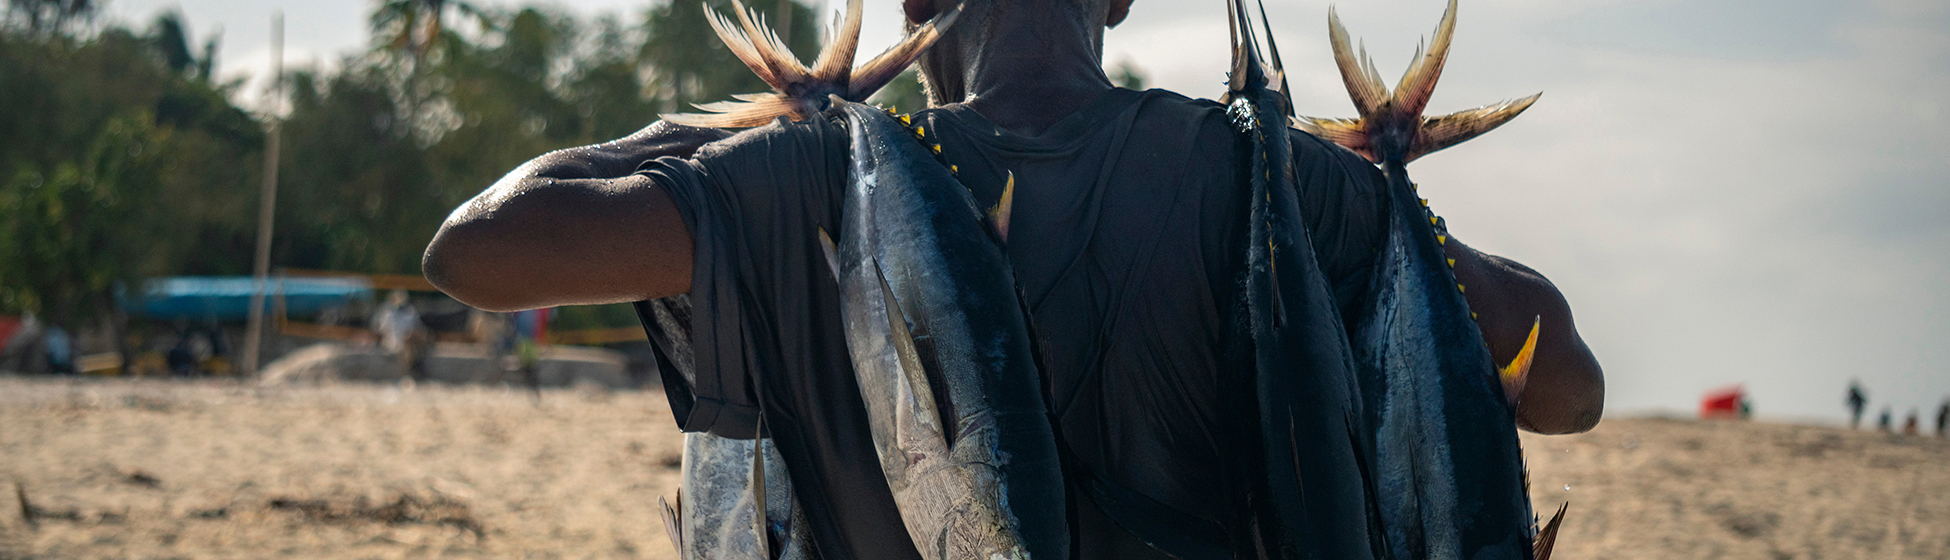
<box><xmin>1289</xmin><ymin>1</ymin><xmax>1566</xmax><ymax>559</ymax></box>
<box><xmin>1221</xmin><ymin>1</ymin><xmax>1389</xmax><ymax>558</ymax></box>
<box><xmin>671</xmin><ymin>2</ymin><xmax>1068</xmax><ymax>558</ymax></box>
<box><xmin>637</xmin><ymin>296</ymin><xmax>815</xmax><ymax>560</ymax></box>
<box><xmin>819</xmin><ymin>103</ymin><xmax>1066</xmax><ymax>559</ymax></box>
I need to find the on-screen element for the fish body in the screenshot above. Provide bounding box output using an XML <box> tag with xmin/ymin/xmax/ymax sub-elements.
<box><xmin>638</xmin><ymin>296</ymin><xmax>814</xmax><ymax>560</ymax></box>
<box><xmin>1291</xmin><ymin>2</ymin><xmax>1555</xmax><ymax>558</ymax></box>
<box><xmin>677</xmin><ymin>433</ymin><xmax>814</xmax><ymax>560</ymax></box>
<box><xmin>1350</xmin><ymin>162</ymin><xmax>1536</xmax><ymax>560</ymax></box>
<box><xmin>825</xmin><ymin>101</ymin><xmax>1067</xmax><ymax>560</ymax></box>
<box><xmin>1222</xmin><ymin>1</ymin><xmax>1385</xmax><ymax>558</ymax></box>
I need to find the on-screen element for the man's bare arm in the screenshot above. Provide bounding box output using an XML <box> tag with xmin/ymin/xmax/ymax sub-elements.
<box><xmin>423</xmin><ymin>122</ymin><xmax>730</xmax><ymax>311</ymax></box>
<box><xmin>1447</xmin><ymin>239</ymin><xmax>1605</xmax><ymax>434</ymax></box>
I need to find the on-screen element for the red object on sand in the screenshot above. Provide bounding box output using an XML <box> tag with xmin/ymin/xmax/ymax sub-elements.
<box><xmin>1701</xmin><ymin>385</ymin><xmax>1745</xmax><ymax>419</ymax></box>
<box><xmin>0</xmin><ymin>315</ymin><xmax>20</xmax><ymax>349</ymax></box>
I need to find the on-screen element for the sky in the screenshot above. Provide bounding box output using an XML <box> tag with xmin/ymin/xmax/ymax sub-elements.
<box><xmin>101</xmin><ymin>0</ymin><xmax>1950</xmax><ymax>424</ymax></box>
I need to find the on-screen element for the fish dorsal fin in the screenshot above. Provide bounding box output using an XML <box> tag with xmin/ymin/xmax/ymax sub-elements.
<box><xmin>665</xmin><ymin>0</ymin><xmax>961</xmax><ymax>128</ymax></box>
<box><xmin>1299</xmin><ymin>1</ymin><xmax>1540</xmax><ymax>164</ymax></box>
<box><xmin>1499</xmin><ymin>316</ymin><xmax>1541</xmax><ymax>407</ymax></box>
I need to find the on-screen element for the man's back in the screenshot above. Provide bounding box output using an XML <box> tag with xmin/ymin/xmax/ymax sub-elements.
<box><xmin>635</xmin><ymin>86</ymin><xmax>1387</xmax><ymax>558</ymax></box>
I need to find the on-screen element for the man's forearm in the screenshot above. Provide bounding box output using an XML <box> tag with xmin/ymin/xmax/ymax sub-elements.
<box><xmin>1444</xmin><ymin>238</ymin><xmax>1605</xmax><ymax>434</ymax></box>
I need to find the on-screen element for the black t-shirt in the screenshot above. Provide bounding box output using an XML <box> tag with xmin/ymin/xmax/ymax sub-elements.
<box><xmin>637</xmin><ymin>88</ymin><xmax>1390</xmax><ymax>560</ymax></box>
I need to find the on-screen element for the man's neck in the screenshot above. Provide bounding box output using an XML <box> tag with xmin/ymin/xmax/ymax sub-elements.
<box><xmin>932</xmin><ymin>1</ymin><xmax>1117</xmax><ymax>137</ymax></box>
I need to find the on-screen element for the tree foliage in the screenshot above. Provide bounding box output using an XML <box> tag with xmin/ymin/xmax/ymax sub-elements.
<box><xmin>0</xmin><ymin>0</ymin><xmax>1147</xmax><ymax>333</ymax></box>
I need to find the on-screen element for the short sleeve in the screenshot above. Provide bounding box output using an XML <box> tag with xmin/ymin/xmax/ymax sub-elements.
<box><xmin>635</xmin><ymin>116</ymin><xmax>849</xmax><ymax>438</ymax></box>
<box><xmin>1288</xmin><ymin>129</ymin><xmax>1392</xmax><ymax>317</ymax></box>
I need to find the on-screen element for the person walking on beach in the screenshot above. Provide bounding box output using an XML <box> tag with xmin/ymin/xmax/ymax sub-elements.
<box><xmin>1877</xmin><ymin>407</ymin><xmax>1893</xmax><ymax>432</ymax></box>
<box><xmin>1847</xmin><ymin>380</ymin><xmax>1867</xmax><ymax>429</ymax></box>
<box><xmin>1936</xmin><ymin>400</ymin><xmax>1947</xmax><ymax>439</ymax></box>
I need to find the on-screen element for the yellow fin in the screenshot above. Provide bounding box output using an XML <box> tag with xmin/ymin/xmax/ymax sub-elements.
<box><xmin>988</xmin><ymin>172</ymin><xmax>1016</xmax><ymax>243</ymax></box>
<box><xmin>1499</xmin><ymin>316</ymin><xmax>1541</xmax><ymax>407</ymax></box>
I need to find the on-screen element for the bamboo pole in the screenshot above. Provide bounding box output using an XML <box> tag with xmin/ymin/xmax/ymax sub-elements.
<box><xmin>242</xmin><ymin>13</ymin><xmax>284</xmax><ymax>376</ymax></box>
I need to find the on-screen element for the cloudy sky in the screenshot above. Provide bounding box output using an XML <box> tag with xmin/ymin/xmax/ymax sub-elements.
<box><xmin>103</xmin><ymin>0</ymin><xmax>1949</xmax><ymax>423</ymax></box>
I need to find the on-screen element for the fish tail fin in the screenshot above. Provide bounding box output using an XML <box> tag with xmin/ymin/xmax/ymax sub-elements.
<box><xmin>1533</xmin><ymin>503</ymin><xmax>1568</xmax><ymax>560</ymax></box>
<box><xmin>1499</xmin><ymin>315</ymin><xmax>1541</xmax><ymax>407</ymax></box>
<box><xmin>1327</xmin><ymin>7</ymin><xmax>1385</xmax><ymax>116</ymax></box>
<box><xmin>1253</xmin><ymin>0</ymin><xmax>1292</xmax><ymax>111</ymax></box>
<box><xmin>660</xmin><ymin>491</ymin><xmax>684</xmax><ymax>554</ymax></box>
<box><xmin>1303</xmin><ymin>1</ymin><xmax>1538</xmax><ymax>165</ymax></box>
<box><xmin>662</xmin><ymin>94</ymin><xmax>802</xmax><ymax>129</ymax></box>
<box><xmin>1290</xmin><ymin>115</ymin><xmax>1378</xmax><ymax>162</ymax></box>
<box><xmin>1408</xmin><ymin>93</ymin><xmax>1540</xmax><ymax>162</ymax></box>
<box><xmin>848</xmin><ymin>3</ymin><xmax>960</xmax><ymax>100</ymax></box>
<box><xmin>810</xmin><ymin>0</ymin><xmax>862</xmax><ymax>85</ymax></box>
<box><xmin>987</xmin><ymin>172</ymin><xmax>1016</xmax><ymax>243</ymax></box>
<box><xmin>1390</xmin><ymin>0</ymin><xmax>1457</xmax><ymax>121</ymax></box>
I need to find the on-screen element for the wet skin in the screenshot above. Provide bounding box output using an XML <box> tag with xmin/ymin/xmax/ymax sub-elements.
<box><xmin>422</xmin><ymin>0</ymin><xmax>1602</xmax><ymax>434</ymax></box>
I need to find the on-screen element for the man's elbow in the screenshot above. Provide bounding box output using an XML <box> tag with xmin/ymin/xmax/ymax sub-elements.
<box><xmin>423</xmin><ymin>221</ymin><xmax>530</xmax><ymax>312</ymax></box>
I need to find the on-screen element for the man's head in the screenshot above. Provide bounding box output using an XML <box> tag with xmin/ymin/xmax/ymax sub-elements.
<box><xmin>905</xmin><ymin>0</ymin><xmax>1136</xmax><ymax>106</ymax></box>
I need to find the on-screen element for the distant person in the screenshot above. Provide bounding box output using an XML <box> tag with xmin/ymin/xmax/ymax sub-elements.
<box><xmin>1878</xmin><ymin>407</ymin><xmax>1893</xmax><ymax>432</ymax></box>
<box><xmin>166</xmin><ymin>324</ymin><xmax>200</xmax><ymax>376</ymax></box>
<box><xmin>1901</xmin><ymin>410</ymin><xmax>1919</xmax><ymax>436</ymax></box>
<box><xmin>467</xmin><ymin>308</ymin><xmax>514</xmax><ymax>380</ymax></box>
<box><xmin>372</xmin><ymin>289</ymin><xmax>428</xmax><ymax>381</ymax></box>
<box><xmin>1847</xmin><ymin>381</ymin><xmax>1868</xmax><ymax>428</ymax></box>
<box><xmin>1937</xmin><ymin>400</ymin><xmax>1948</xmax><ymax>439</ymax></box>
<box><xmin>43</xmin><ymin>325</ymin><xmax>74</xmax><ymax>375</ymax></box>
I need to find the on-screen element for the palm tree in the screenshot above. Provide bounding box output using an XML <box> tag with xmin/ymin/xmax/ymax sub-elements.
<box><xmin>370</xmin><ymin>0</ymin><xmax>490</xmax><ymax>59</ymax></box>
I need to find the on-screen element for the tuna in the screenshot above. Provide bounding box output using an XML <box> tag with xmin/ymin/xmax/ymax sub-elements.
<box><xmin>1288</xmin><ymin>1</ymin><xmax>1566</xmax><ymax>559</ymax></box>
<box><xmin>1222</xmin><ymin>1</ymin><xmax>1388</xmax><ymax>557</ymax></box>
<box><xmin>666</xmin><ymin>1</ymin><xmax>1069</xmax><ymax>558</ymax></box>
<box><xmin>638</xmin><ymin>296</ymin><xmax>815</xmax><ymax>560</ymax></box>
<box><xmin>819</xmin><ymin>102</ymin><xmax>1066</xmax><ymax>560</ymax></box>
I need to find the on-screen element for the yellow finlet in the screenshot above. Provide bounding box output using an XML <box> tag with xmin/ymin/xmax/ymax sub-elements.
<box><xmin>988</xmin><ymin>172</ymin><xmax>1016</xmax><ymax>243</ymax></box>
<box><xmin>1447</xmin><ymin>258</ymin><xmax>1456</xmax><ymax>268</ymax></box>
<box><xmin>1499</xmin><ymin>316</ymin><xmax>1541</xmax><ymax>407</ymax></box>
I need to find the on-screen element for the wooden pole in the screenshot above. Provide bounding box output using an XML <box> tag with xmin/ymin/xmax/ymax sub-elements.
<box><xmin>242</xmin><ymin>12</ymin><xmax>283</xmax><ymax>376</ymax></box>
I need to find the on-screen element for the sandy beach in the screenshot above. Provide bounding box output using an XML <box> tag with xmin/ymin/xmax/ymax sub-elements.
<box><xmin>1</xmin><ymin>376</ymin><xmax>1943</xmax><ymax>559</ymax></box>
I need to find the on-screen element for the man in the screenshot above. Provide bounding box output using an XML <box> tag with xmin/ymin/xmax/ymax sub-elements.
<box><xmin>1848</xmin><ymin>380</ymin><xmax>1867</xmax><ymax>428</ymax></box>
<box><xmin>1936</xmin><ymin>399</ymin><xmax>1947</xmax><ymax>438</ymax></box>
<box><xmin>424</xmin><ymin>0</ymin><xmax>1604</xmax><ymax>557</ymax></box>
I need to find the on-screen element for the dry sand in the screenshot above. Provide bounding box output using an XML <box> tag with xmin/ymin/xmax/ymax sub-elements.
<box><xmin>0</xmin><ymin>376</ymin><xmax>1944</xmax><ymax>559</ymax></box>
